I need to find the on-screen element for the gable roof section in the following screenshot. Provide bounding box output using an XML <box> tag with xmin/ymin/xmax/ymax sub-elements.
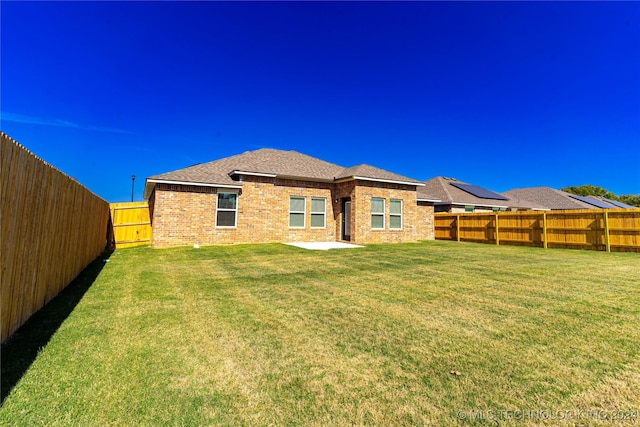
<box><xmin>419</xmin><ymin>177</ymin><xmax>509</xmax><ymax>208</ymax></box>
<box><xmin>504</xmin><ymin>188</ymin><xmax>638</xmax><ymax>210</ymax></box>
<box><xmin>417</xmin><ymin>177</ymin><xmax>454</xmax><ymax>203</ymax></box>
<box><xmin>334</xmin><ymin>164</ymin><xmax>424</xmax><ymax>186</ymax></box>
<box><xmin>418</xmin><ymin>177</ymin><xmax>546</xmax><ymax>209</ymax></box>
<box><xmin>148</xmin><ymin>149</ymin><xmax>343</xmax><ymax>185</ymax></box>
<box><xmin>145</xmin><ymin>148</ymin><xmax>422</xmax><ymax>198</ymax></box>
<box><xmin>502</xmin><ymin>187</ymin><xmax>595</xmax><ymax>210</ymax></box>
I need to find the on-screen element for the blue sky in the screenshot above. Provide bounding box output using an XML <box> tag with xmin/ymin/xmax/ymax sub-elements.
<box><xmin>2</xmin><ymin>1</ymin><xmax>639</xmax><ymax>202</ymax></box>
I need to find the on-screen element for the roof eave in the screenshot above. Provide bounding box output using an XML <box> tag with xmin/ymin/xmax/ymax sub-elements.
<box><xmin>439</xmin><ymin>201</ymin><xmax>511</xmax><ymax>208</ymax></box>
<box><xmin>144</xmin><ymin>178</ymin><xmax>243</xmax><ymax>199</ymax></box>
<box><xmin>143</xmin><ymin>181</ymin><xmax>155</xmax><ymax>200</ymax></box>
<box><xmin>276</xmin><ymin>174</ymin><xmax>336</xmax><ymax>183</ymax></box>
<box><xmin>229</xmin><ymin>170</ymin><xmax>277</xmax><ymax>178</ymax></box>
<box><xmin>334</xmin><ymin>175</ymin><xmax>424</xmax><ymax>187</ymax></box>
<box><xmin>230</xmin><ymin>171</ymin><xmax>336</xmax><ymax>183</ymax></box>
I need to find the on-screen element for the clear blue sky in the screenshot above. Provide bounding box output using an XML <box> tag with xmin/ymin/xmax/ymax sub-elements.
<box><xmin>2</xmin><ymin>1</ymin><xmax>639</xmax><ymax>202</ymax></box>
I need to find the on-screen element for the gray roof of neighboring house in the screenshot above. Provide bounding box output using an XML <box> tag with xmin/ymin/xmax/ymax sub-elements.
<box><xmin>588</xmin><ymin>196</ymin><xmax>636</xmax><ymax>209</ymax></box>
<box><xmin>145</xmin><ymin>148</ymin><xmax>422</xmax><ymax>198</ymax></box>
<box><xmin>502</xmin><ymin>187</ymin><xmax>618</xmax><ymax>210</ymax></box>
<box><xmin>418</xmin><ymin>177</ymin><xmax>546</xmax><ymax>209</ymax></box>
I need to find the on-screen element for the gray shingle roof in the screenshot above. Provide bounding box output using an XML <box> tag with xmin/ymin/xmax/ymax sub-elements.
<box><xmin>503</xmin><ymin>187</ymin><xmax>638</xmax><ymax>210</ymax></box>
<box><xmin>335</xmin><ymin>164</ymin><xmax>423</xmax><ymax>185</ymax></box>
<box><xmin>502</xmin><ymin>187</ymin><xmax>594</xmax><ymax>210</ymax></box>
<box><xmin>418</xmin><ymin>177</ymin><xmax>546</xmax><ymax>209</ymax></box>
<box><xmin>148</xmin><ymin>149</ymin><xmax>345</xmax><ymax>186</ymax></box>
<box><xmin>589</xmin><ymin>196</ymin><xmax>636</xmax><ymax>209</ymax></box>
<box><xmin>145</xmin><ymin>148</ymin><xmax>422</xmax><ymax>198</ymax></box>
<box><xmin>417</xmin><ymin>177</ymin><xmax>455</xmax><ymax>202</ymax></box>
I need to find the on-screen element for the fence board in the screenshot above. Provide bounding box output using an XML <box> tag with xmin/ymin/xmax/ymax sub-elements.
<box><xmin>434</xmin><ymin>209</ymin><xmax>640</xmax><ymax>253</ymax></box>
<box><xmin>1</xmin><ymin>133</ymin><xmax>110</xmax><ymax>343</ymax></box>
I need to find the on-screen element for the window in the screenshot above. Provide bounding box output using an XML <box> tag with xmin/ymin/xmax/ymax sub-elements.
<box><xmin>465</xmin><ymin>205</ymin><xmax>474</xmax><ymax>213</ymax></box>
<box><xmin>310</xmin><ymin>198</ymin><xmax>326</xmax><ymax>228</ymax></box>
<box><xmin>390</xmin><ymin>199</ymin><xmax>402</xmax><ymax>229</ymax></box>
<box><xmin>289</xmin><ymin>196</ymin><xmax>306</xmax><ymax>228</ymax></box>
<box><xmin>216</xmin><ymin>192</ymin><xmax>237</xmax><ymax>227</ymax></box>
<box><xmin>371</xmin><ymin>197</ymin><xmax>385</xmax><ymax>229</ymax></box>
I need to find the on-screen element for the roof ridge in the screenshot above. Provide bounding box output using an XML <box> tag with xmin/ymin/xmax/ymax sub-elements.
<box><xmin>438</xmin><ymin>176</ymin><xmax>454</xmax><ymax>201</ymax></box>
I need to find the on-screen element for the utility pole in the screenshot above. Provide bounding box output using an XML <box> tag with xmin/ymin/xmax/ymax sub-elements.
<box><xmin>131</xmin><ymin>175</ymin><xmax>136</xmax><ymax>202</ymax></box>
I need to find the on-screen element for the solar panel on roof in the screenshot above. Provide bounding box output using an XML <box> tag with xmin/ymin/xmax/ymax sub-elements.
<box><xmin>449</xmin><ymin>182</ymin><xmax>509</xmax><ymax>200</ymax></box>
<box><xmin>601</xmin><ymin>197</ymin><xmax>635</xmax><ymax>209</ymax></box>
<box><xmin>568</xmin><ymin>194</ymin><xmax>612</xmax><ymax>208</ymax></box>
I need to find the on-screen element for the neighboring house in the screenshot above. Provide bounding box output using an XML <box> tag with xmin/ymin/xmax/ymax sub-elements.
<box><xmin>418</xmin><ymin>177</ymin><xmax>545</xmax><ymax>213</ymax></box>
<box><xmin>503</xmin><ymin>187</ymin><xmax>636</xmax><ymax>210</ymax></box>
<box><xmin>144</xmin><ymin>149</ymin><xmax>434</xmax><ymax>248</ymax></box>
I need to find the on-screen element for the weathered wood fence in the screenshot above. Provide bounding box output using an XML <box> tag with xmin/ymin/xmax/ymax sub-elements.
<box><xmin>434</xmin><ymin>209</ymin><xmax>640</xmax><ymax>252</ymax></box>
<box><xmin>110</xmin><ymin>202</ymin><xmax>151</xmax><ymax>248</ymax></box>
<box><xmin>1</xmin><ymin>133</ymin><xmax>110</xmax><ymax>343</ymax></box>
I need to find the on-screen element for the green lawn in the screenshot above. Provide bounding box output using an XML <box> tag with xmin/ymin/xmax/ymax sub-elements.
<box><xmin>1</xmin><ymin>241</ymin><xmax>639</xmax><ymax>426</ymax></box>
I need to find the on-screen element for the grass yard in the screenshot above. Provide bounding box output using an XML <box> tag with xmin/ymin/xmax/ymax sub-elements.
<box><xmin>1</xmin><ymin>241</ymin><xmax>639</xmax><ymax>426</ymax></box>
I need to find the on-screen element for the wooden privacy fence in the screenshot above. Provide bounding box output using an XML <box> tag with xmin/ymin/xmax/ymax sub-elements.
<box><xmin>434</xmin><ymin>209</ymin><xmax>640</xmax><ymax>253</ymax></box>
<box><xmin>1</xmin><ymin>133</ymin><xmax>110</xmax><ymax>343</ymax></box>
<box><xmin>110</xmin><ymin>202</ymin><xmax>151</xmax><ymax>248</ymax></box>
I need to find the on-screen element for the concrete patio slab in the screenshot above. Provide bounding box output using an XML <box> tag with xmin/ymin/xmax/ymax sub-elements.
<box><xmin>283</xmin><ymin>242</ymin><xmax>365</xmax><ymax>251</ymax></box>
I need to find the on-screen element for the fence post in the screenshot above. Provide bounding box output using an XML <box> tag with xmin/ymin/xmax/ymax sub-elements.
<box><xmin>456</xmin><ymin>214</ymin><xmax>461</xmax><ymax>242</ymax></box>
<box><xmin>603</xmin><ymin>210</ymin><xmax>610</xmax><ymax>252</ymax></box>
<box><xmin>495</xmin><ymin>213</ymin><xmax>500</xmax><ymax>245</ymax></box>
<box><xmin>542</xmin><ymin>212</ymin><xmax>548</xmax><ymax>249</ymax></box>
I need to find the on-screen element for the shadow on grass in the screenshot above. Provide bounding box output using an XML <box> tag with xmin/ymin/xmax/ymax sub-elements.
<box><xmin>1</xmin><ymin>251</ymin><xmax>112</xmax><ymax>404</ymax></box>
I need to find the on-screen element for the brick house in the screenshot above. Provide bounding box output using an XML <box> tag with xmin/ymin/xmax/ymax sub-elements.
<box><xmin>143</xmin><ymin>149</ymin><xmax>434</xmax><ymax>248</ymax></box>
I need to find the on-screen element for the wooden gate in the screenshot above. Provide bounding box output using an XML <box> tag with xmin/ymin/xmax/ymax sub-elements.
<box><xmin>110</xmin><ymin>202</ymin><xmax>151</xmax><ymax>248</ymax></box>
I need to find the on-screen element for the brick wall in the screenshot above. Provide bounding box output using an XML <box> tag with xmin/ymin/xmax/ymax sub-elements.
<box><xmin>417</xmin><ymin>202</ymin><xmax>436</xmax><ymax>241</ymax></box>
<box><xmin>350</xmin><ymin>181</ymin><xmax>425</xmax><ymax>244</ymax></box>
<box><xmin>334</xmin><ymin>181</ymin><xmax>357</xmax><ymax>241</ymax></box>
<box><xmin>151</xmin><ymin>178</ymin><xmax>337</xmax><ymax>247</ymax></box>
<box><xmin>151</xmin><ymin>184</ymin><xmax>218</xmax><ymax>247</ymax></box>
<box><xmin>150</xmin><ymin>178</ymin><xmax>434</xmax><ymax>247</ymax></box>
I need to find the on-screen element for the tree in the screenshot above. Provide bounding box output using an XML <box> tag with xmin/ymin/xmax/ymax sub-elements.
<box><xmin>561</xmin><ymin>185</ymin><xmax>615</xmax><ymax>199</ymax></box>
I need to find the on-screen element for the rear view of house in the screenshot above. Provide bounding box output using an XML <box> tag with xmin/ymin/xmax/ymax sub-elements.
<box><xmin>144</xmin><ymin>149</ymin><xmax>434</xmax><ymax>248</ymax></box>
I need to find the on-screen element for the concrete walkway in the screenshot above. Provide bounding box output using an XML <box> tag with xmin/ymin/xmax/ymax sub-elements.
<box><xmin>283</xmin><ymin>242</ymin><xmax>365</xmax><ymax>251</ymax></box>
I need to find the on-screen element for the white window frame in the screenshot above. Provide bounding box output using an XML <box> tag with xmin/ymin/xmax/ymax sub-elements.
<box><xmin>216</xmin><ymin>191</ymin><xmax>238</xmax><ymax>228</ymax></box>
<box><xmin>289</xmin><ymin>196</ymin><xmax>306</xmax><ymax>228</ymax></box>
<box><xmin>310</xmin><ymin>197</ymin><xmax>326</xmax><ymax>229</ymax></box>
<box><xmin>371</xmin><ymin>197</ymin><xmax>385</xmax><ymax>230</ymax></box>
<box><xmin>390</xmin><ymin>199</ymin><xmax>402</xmax><ymax>230</ymax></box>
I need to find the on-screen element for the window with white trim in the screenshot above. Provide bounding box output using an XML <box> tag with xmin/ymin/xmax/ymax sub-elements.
<box><xmin>371</xmin><ymin>197</ymin><xmax>385</xmax><ymax>229</ymax></box>
<box><xmin>310</xmin><ymin>197</ymin><xmax>326</xmax><ymax>228</ymax></box>
<box><xmin>289</xmin><ymin>196</ymin><xmax>306</xmax><ymax>228</ymax></box>
<box><xmin>390</xmin><ymin>199</ymin><xmax>402</xmax><ymax>230</ymax></box>
<box><xmin>216</xmin><ymin>192</ymin><xmax>238</xmax><ymax>227</ymax></box>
